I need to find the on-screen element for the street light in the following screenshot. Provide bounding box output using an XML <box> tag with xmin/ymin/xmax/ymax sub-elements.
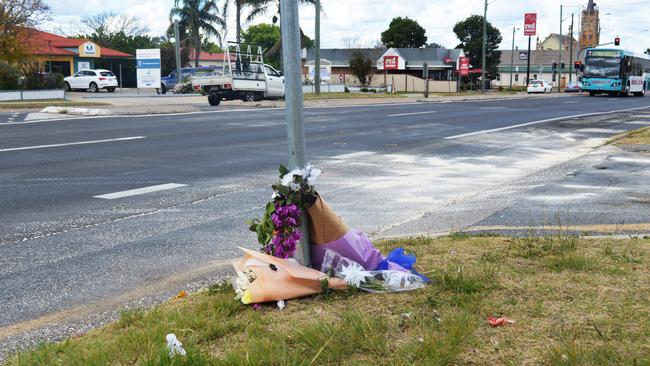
<box><xmin>509</xmin><ymin>27</ymin><xmax>519</xmax><ymax>89</ymax></box>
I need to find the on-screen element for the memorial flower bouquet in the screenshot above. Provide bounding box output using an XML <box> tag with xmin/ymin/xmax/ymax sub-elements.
<box><xmin>247</xmin><ymin>164</ymin><xmax>321</xmax><ymax>258</ymax></box>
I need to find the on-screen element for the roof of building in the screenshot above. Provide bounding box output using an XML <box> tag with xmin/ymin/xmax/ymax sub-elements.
<box><xmin>188</xmin><ymin>51</ymin><xmax>229</xmax><ymax>62</ymax></box>
<box><xmin>23</xmin><ymin>28</ymin><xmax>132</xmax><ymax>57</ymax></box>
<box><xmin>498</xmin><ymin>49</ymin><xmax>581</xmax><ymax>67</ymax></box>
<box><xmin>305</xmin><ymin>47</ymin><xmax>464</xmax><ymax>68</ymax></box>
<box><xmin>542</xmin><ymin>33</ymin><xmax>578</xmax><ymax>45</ymax></box>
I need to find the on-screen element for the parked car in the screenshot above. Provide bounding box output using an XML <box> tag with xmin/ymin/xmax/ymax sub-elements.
<box><xmin>564</xmin><ymin>81</ymin><xmax>582</xmax><ymax>93</ymax></box>
<box><xmin>157</xmin><ymin>67</ymin><xmax>220</xmax><ymax>94</ymax></box>
<box><xmin>63</xmin><ymin>69</ymin><xmax>118</xmax><ymax>93</ymax></box>
<box><xmin>527</xmin><ymin>80</ymin><xmax>553</xmax><ymax>93</ymax></box>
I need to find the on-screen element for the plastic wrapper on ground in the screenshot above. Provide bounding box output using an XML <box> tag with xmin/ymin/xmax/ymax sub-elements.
<box><xmin>320</xmin><ymin>249</ymin><xmax>426</xmax><ymax>293</ymax></box>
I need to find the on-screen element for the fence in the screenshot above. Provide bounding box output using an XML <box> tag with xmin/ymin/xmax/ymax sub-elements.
<box><xmin>0</xmin><ymin>89</ymin><xmax>65</xmax><ymax>101</ymax></box>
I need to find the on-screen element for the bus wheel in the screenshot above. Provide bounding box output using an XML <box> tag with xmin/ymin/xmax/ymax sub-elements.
<box><xmin>634</xmin><ymin>89</ymin><xmax>645</xmax><ymax>97</ymax></box>
<box><xmin>588</xmin><ymin>91</ymin><xmax>596</xmax><ymax>97</ymax></box>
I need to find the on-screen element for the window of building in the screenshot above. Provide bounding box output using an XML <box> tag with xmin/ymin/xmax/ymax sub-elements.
<box><xmin>514</xmin><ymin>74</ymin><xmax>519</xmax><ymax>82</ymax></box>
<box><xmin>45</xmin><ymin>61</ymin><xmax>71</xmax><ymax>76</ymax></box>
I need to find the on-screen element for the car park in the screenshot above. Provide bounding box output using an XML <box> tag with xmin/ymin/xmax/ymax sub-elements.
<box><xmin>527</xmin><ymin>80</ymin><xmax>553</xmax><ymax>93</ymax></box>
<box><xmin>564</xmin><ymin>81</ymin><xmax>582</xmax><ymax>93</ymax></box>
<box><xmin>63</xmin><ymin>69</ymin><xmax>118</xmax><ymax>93</ymax></box>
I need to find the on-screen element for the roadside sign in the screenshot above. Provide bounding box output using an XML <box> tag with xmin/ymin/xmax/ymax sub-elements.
<box><xmin>308</xmin><ymin>64</ymin><xmax>331</xmax><ymax>81</ymax></box>
<box><xmin>383</xmin><ymin>56</ymin><xmax>399</xmax><ymax>70</ymax></box>
<box><xmin>458</xmin><ymin>57</ymin><xmax>470</xmax><ymax>77</ymax></box>
<box><xmin>519</xmin><ymin>52</ymin><xmax>528</xmax><ymax>61</ymax></box>
<box><xmin>524</xmin><ymin>13</ymin><xmax>537</xmax><ymax>36</ymax></box>
<box><xmin>136</xmin><ymin>49</ymin><xmax>161</xmax><ymax>88</ymax></box>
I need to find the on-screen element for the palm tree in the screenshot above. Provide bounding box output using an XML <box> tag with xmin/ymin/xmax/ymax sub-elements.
<box><xmin>221</xmin><ymin>0</ymin><xmax>248</xmax><ymax>44</ymax></box>
<box><xmin>170</xmin><ymin>0</ymin><xmax>226</xmax><ymax>67</ymax></box>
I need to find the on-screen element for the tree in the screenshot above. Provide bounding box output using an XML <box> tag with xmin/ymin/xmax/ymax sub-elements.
<box><xmin>170</xmin><ymin>0</ymin><xmax>226</xmax><ymax>67</ymax></box>
<box><xmin>0</xmin><ymin>0</ymin><xmax>50</xmax><ymax>62</ymax></box>
<box><xmin>202</xmin><ymin>38</ymin><xmax>223</xmax><ymax>53</ymax></box>
<box><xmin>222</xmin><ymin>0</ymin><xmax>248</xmax><ymax>44</ymax></box>
<box><xmin>426</xmin><ymin>42</ymin><xmax>444</xmax><ymax>48</ymax></box>
<box><xmin>453</xmin><ymin>15</ymin><xmax>502</xmax><ymax>80</ymax></box>
<box><xmin>349</xmin><ymin>50</ymin><xmax>373</xmax><ymax>86</ymax></box>
<box><xmin>80</xmin><ymin>11</ymin><xmax>147</xmax><ymax>37</ymax></box>
<box><xmin>381</xmin><ymin>17</ymin><xmax>427</xmax><ymax>48</ymax></box>
<box><xmin>241</xmin><ymin>23</ymin><xmax>280</xmax><ymax>68</ymax></box>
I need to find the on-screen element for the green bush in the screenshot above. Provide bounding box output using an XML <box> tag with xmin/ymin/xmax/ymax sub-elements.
<box><xmin>344</xmin><ymin>86</ymin><xmax>350</xmax><ymax>93</ymax></box>
<box><xmin>0</xmin><ymin>62</ymin><xmax>20</xmax><ymax>90</ymax></box>
<box><xmin>360</xmin><ymin>87</ymin><xmax>369</xmax><ymax>92</ymax></box>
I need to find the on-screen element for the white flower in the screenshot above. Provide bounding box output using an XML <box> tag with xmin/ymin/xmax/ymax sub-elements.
<box><xmin>277</xmin><ymin>300</ymin><xmax>286</xmax><ymax>310</ymax></box>
<box><xmin>233</xmin><ymin>270</ymin><xmax>256</xmax><ymax>300</ymax></box>
<box><xmin>304</xmin><ymin>164</ymin><xmax>321</xmax><ymax>184</ymax></box>
<box><xmin>339</xmin><ymin>262</ymin><xmax>371</xmax><ymax>288</ymax></box>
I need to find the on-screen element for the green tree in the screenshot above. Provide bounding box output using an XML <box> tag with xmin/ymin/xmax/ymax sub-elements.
<box><xmin>202</xmin><ymin>38</ymin><xmax>223</xmax><ymax>53</ymax></box>
<box><xmin>241</xmin><ymin>23</ymin><xmax>280</xmax><ymax>68</ymax></box>
<box><xmin>170</xmin><ymin>0</ymin><xmax>226</xmax><ymax>67</ymax></box>
<box><xmin>380</xmin><ymin>17</ymin><xmax>427</xmax><ymax>48</ymax></box>
<box><xmin>0</xmin><ymin>0</ymin><xmax>50</xmax><ymax>63</ymax></box>
<box><xmin>349</xmin><ymin>50</ymin><xmax>374</xmax><ymax>86</ymax></box>
<box><xmin>426</xmin><ymin>42</ymin><xmax>444</xmax><ymax>48</ymax></box>
<box><xmin>222</xmin><ymin>0</ymin><xmax>249</xmax><ymax>44</ymax></box>
<box><xmin>453</xmin><ymin>15</ymin><xmax>502</xmax><ymax>80</ymax></box>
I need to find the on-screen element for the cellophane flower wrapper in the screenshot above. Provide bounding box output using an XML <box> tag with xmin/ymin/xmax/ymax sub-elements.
<box><xmin>320</xmin><ymin>249</ymin><xmax>426</xmax><ymax>293</ymax></box>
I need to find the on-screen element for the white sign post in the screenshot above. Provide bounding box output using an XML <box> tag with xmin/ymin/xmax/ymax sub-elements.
<box><xmin>136</xmin><ymin>49</ymin><xmax>161</xmax><ymax>89</ymax></box>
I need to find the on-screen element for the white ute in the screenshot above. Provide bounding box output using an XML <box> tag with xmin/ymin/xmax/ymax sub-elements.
<box><xmin>192</xmin><ymin>43</ymin><xmax>284</xmax><ymax>106</ymax></box>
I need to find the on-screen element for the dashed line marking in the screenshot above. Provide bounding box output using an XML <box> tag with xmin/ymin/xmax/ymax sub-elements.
<box><xmin>388</xmin><ymin>111</ymin><xmax>437</xmax><ymax>117</ymax></box>
<box><xmin>93</xmin><ymin>183</ymin><xmax>188</xmax><ymax>200</ymax></box>
<box><xmin>0</xmin><ymin>136</ymin><xmax>145</xmax><ymax>152</ymax></box>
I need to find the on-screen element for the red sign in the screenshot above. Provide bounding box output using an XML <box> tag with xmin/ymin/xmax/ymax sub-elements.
<box><xmin>458</xmin><ymin>57</ymin><xmax>470</xmax><ymax>77</ymax></box>
<box><xmin>524</xmin><ymin>13</ymin><xmax>537</xmax><ymax>36</ymax></box>
<box><xmin>383</xmin><ymin>56</ymin><xmax>399</xmax><ymax>70</ymax></box>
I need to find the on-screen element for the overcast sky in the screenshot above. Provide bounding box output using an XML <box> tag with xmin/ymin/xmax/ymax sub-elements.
<box><xmin>42</xmin><ymin>0</ymin><xmax>650</xmax><ymax>52</ymax></box>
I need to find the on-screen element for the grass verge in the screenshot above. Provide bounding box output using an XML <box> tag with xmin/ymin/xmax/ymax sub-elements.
<box><xmin>0</xmin><ymin>100</ymin><xmax>111</xmax><ymax>109</ymax></box>
<box><xmin>7</xmin><ymin>235</ymin><xmax>649</xmax><ymax>365</ymax></box>
<box><xmin>613</xmin><ymin>126</ymin><xmax>650</xmax><ymax>145</ymax></box>
<box><xmin>303</xmin><ymin>92</ymin><xmax>404</xmax><ymax>100</ymax></box>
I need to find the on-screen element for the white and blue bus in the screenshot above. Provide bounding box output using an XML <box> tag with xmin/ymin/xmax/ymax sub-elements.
<box><xmin>581</xmin><ymin>46</ymin><xmax>650</xmax><ymax>97</ymax></box>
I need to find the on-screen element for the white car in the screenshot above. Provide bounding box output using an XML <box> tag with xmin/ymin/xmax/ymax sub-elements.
<box><xmin>64</xmin><ymin>69</ymin><xmax>118</xmax><ymax>93</ymax></box>
<box><xmin>527</xmin><ymin>80</ymin><xmax>553</xmax><ymax>93</ymax></box>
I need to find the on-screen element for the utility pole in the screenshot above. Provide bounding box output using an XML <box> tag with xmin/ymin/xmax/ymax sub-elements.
<box><xmin>423</xmin><ymin>62</ymin><xmax>429</xmax><ymax>98</ymax></box>
<box><xmin>314</xmin><ymin>0</ymin><xmax>321</xmax><ymax>95</ymax></box>
<box><xmin>558</xmin><ymin>4</ymin><xmax>563</xmax><ymax>92</ymax></box>
<box><xmin>174</xmin><ymin>20</ymin><xmax>182</xmax><ymax>85</ymax></box>
<box><xmin>526</xmin><ymin>36</ymin><xmax>531</xmax><ymax>86</ymax></box>
<box><xmin>280</xmin><ymin>0</ymin><xmax>310</xmax><ymax>266</ymax></box>
<box><xmin>509</xmin><ymin>26</ymin><xmax>516</xmax><ymax>89</ymax></box>
<box><xmin>481</xmin><ymin>0</ymin><xmax>487</xmax><ymax>93</ymax></box>
<box><xmin>569</xmin><ymin>14</ymin><xmax>574</xmax><ymax>83</ymax></box>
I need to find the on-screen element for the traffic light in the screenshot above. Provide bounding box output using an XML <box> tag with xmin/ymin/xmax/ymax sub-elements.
<box><xmin>615</xmin><ymin>37</ymin><xmax>620</xmax><ymax>46</ymax></box>
<box><xmin>561</xmin><ymin>62</ymin><xmax>565</xmax><ymax>70</ymax></box>
<box><xmin>574</xmin><ymin>61</ymin><xmax>584</xmax><ymax>72</ymax></box>
<box><xmin>552</xmin><ymin>62</ymin><xmax>558</xmax><ymax>70</ymax></box>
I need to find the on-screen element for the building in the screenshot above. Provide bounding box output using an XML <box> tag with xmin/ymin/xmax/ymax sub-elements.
<box><xmin>22</xmin><ymin>28</ymin><xmax>132</xmax><ymax>77</ymax></box>
<box><xmin>536</xmin><ymin>33</ymin><xmax>578</xmax><ymax>51</ymax></box>
<box><xmin>303</xmin><ymin>47</ymin><xmax>465</xmax><ymax>92</ymax></box>
<box><xmin>187</xmin><ymin>51</ymin><xmax>229</xmax><ymax>67</ymax></box>
<box><xmin>580</xmin><ymin>0</ymin><xmax>600</xmax><ymax>49</ymax></box>
<box><xmin>494</xmin><ymin>49</ymin><xmax>580</xmax><ymax>88</ymax></box>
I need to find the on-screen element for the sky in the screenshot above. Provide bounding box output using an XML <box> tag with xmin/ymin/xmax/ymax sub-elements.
<box><xmin>42</xmin><ymin>0</ymin><xmax>650</xmax><ymax>53</ymax></box>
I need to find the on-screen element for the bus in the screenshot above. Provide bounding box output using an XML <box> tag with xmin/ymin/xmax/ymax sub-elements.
<box><xmin>581</xmin><ymin>46</ymin><xmax>650</xmax><ymax>97</ymax></box>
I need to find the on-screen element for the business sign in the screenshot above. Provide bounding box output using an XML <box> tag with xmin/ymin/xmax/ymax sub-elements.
<box><xmin>308</xmin><ymin>64</ymin><xmax>332</xmax><ymax>81</ymax></box>
<box><xmin>383</xmin><ymin>56</ymin><xmax>399</xmax><ymax>70</ymax></box>
<box><xmin>78</xmin><ymin>61</ymin><xmax>91</xmax><ymax>71</ymax></box>
<box><xmin>136</xmin><ymin>49</ymin><xmax>161</xmax><ymax>88</ymax></box>
<box><xmin>78</xmin><ymin>41</ymin><xmax>100</xmax><ymax>58</ymax></box>
<box><xmin>519</xmin><ymin>52</ymin><xmax>528</xmax><ymax>61</ymax></box>
<box><xmin>458</xmin><ymin>57</ymin><xmax>470</xmax><ymax>77</ymax></box>
<box><xmin>524</xmin><ymin>13</ymin><xmax>537</xmax><ymax>36</ymax></box>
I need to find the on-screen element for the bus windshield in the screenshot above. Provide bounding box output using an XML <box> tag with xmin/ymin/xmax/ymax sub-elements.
<box><xmin>584</xmin><ymin>56</ymin><xmax>621</xmax><ymax>78</ymax></box>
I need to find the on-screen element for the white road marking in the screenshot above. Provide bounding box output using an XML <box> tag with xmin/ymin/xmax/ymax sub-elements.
<box><xmin>388</xmin><ymin>110</ymin><xmax>437</xmax><ymax>117</ymax></box>
<box><xmin>332</xmin><ymin>151</ymin><xmax>375</xmax><ymax>159</ymax></box>
<box><xmin>0</xmin><ymin>136</ymin><xmax>145</xmax><ymax>152</ymax></box>
<box><xmin>479</xmin><ymin>106</ymin><xmax>507</xmax><ymax>110</ymax></box>
<box><xmin>625</xmin><ymin>121</ymin><xmax>650</xmax><ymax>125</ymax></box>
<box><xmin>94</xmin><ymin>183</ymin><xmax>188</xmax><ymax>199</ymax></box>
<box><xmin>563</xmin><ymin>101</ymin><xmax>579</xmax><ymax>104</ymax></box>
<box><xmin>445</xmin><ymin>105</ymin><xmax>650</xmax><ymax>140</ymax></box>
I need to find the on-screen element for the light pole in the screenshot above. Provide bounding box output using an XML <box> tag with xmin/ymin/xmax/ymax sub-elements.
<box><xmin>558</xmin><ymin>4</ymin><xmax>563</xmax><ymax>92</ymax></box>
<box><xmin>509</xmin><ymin>26</ymin><xmax>519</xmax><ymax>89</ymax></box>
<box><xmin>314</xmin><ymin>0</ymin><xmax>321</xmax><ymax>95</ymax></box>
<box><xmin>481</xmin><ymin>0</ymin><xmax>488</xmax><ymax>93</ymax></box>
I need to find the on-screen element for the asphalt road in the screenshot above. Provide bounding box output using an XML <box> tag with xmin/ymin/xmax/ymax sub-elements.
<box><xmin>1</xmin><ymin>94</ymin><xmax>650</xmax><ymax>351</ymax></box>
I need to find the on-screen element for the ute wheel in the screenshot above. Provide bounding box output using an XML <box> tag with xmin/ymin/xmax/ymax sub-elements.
<box><xmin>208</xmin><ymin>95</ymin><xmax>221</xmax><ymax>106</ymax></box>
<box><xmin>63</xmin><ymin>82</ymin><xmax>71</xmax><ymax>92</ymax></box>
<box><xmin>244</xmin><ymin>93</ymin><xmax>257</xmax><ymax>102</ymax></box>
<box><xmin>89</xmin><ymin>82</ymin><xmax>99</xmax><ymax>93</ymax></box>
<box><xmin>107</xmin><ymin>87</ymin><xmax>115</xmax><ymax>93</ymax></box>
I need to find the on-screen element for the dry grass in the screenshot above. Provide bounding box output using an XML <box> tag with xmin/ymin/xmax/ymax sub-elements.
<box><xmin>0</xmin><ymin>100</ymin><xmax>110</xmax><ymax>109</ymax></box>
<box><xmin>6</xmin><ymin>235</ymin><xmax>650</xmax><ymax>365</ymax></box>
<box><xmin>613</xmin><ymin>126</ymin><xmax>650</xmax><ymax>145</ymax></box>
